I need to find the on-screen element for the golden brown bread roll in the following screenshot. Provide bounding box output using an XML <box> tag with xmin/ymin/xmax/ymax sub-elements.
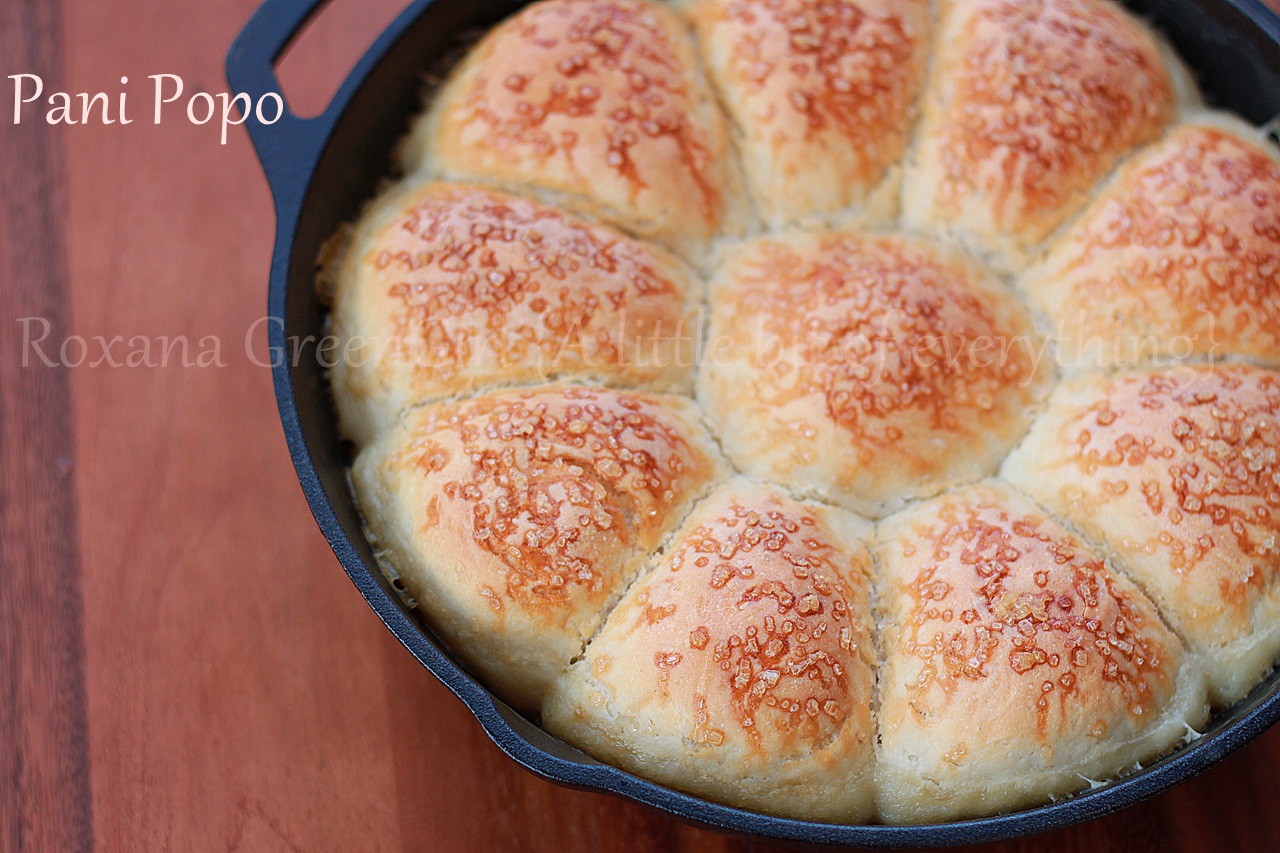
<box><xmin>404</xmin><ymin>0</ymin><xmax>738</xmax><ymax>259</ymax></box>
<box><xmin>1003</xmin><ymin>365</ymin><xmax>1280</xmax><ymax>705</ymax></box>
<box><xmin>901</xmin><ymin>0</ymin><xmax>1178</xmax><ymax>269</ymax></box>
<box><xmin>543</xmin><ymin>479</ymin><xmax>877</xmax><ymax>821</ymax></box>
<box><xmin>698</xmin><ymin>230</ymin><xmax>1052</xmax><ymax>518</ymax></box>
<box><xmin>683</xmin><ymin>0</ymin><xmax>929</xmax><ymax>228</ymax></box>
<box><xmin>875</xmin><ymin>483</ymin><xmax>1207</xmax><ymax>824</ymax></box>
<box><xmin>329</xmin><ymin>0</ymin><xmax>1280</xmax><ymax>825</ymax></box>
<box><xmin>1021</xmin><ymin>116</ymin><xmax>1280</xmax><ymax>370</ymax></box>
<box><xmin>352</xmin><ymin>384</ymin><xmax>725</xmax><ymax>712</ymax></box>
<box><xmin>330</xmin><ymin>181</ymin><xmax>699</xmax><ymax>445</ymax></box>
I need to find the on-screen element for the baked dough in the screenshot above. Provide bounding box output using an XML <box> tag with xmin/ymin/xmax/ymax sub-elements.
<box><xmin>544</xmin><ymin>479</ymin><xmax>878</xmax><ymax>821</ymax></box>
<box><xmin>901</xmin><ymin>0</ymin><xmax>1179</xmax><ymax>269</ymax></box>
<box><xmin>1003</xmin><ymin>365</ymin><xmax>1280</xmax><ymax>705</ymax></box>
<box><xmin>1020</xmin><ymin>116</ymin><xmax>1280</xmax><ymax>370</ymax></box>
<box><xmin>329</xmin><ymin>0</ymin><xmax>1280</xmax><ymax>825</ymax></box>
<box><xmin>330</xmin><ymin>182</ymin><xmax>699</xmax><ymax>445</ymax></box>
<box><xmin>404</xmin><ymin>0</ymin><xmax>739</xmax><ymax>260</ymax></box>
<box><xmin>683</xmin><ymin>0</ymin><xmax>929</xmax><ymax>228</ymax></box>
<box><xmin>698</xmin><ymin>230</ymin><xmax>1051</xmax><ymax>518</ymax></box>
<box><xmin>352</xmin><ymin>385</ymin><xmax>725</xmax><ymax>712</ymax></box>
<box><xmin>875</xmin><ymin>483</ymin><xmax>1207</xmax><ymax>823</ymax></box>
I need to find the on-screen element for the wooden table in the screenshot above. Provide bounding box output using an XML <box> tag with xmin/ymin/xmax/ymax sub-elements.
<box><xmin>3</xmin><ymin>0</ymin><xmax>1280</xmax><ymax>850</ymax></box>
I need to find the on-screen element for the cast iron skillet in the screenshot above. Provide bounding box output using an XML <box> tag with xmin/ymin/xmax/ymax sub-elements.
<box><xmin>227</xmin><ymin>0</ymin><xmax>1280</xmax><ymax>845</ymax></box>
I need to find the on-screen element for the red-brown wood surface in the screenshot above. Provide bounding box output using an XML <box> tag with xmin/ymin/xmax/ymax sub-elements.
<box><xmin>3</xmin><ymin>0</ymin><xmax>1280</xmax><ymax>850</ymax></box>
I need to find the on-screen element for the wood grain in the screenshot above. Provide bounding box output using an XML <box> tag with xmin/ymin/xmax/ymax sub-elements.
<box><xmin>0</xmin><ymin>2</ymin><xmax>94</xmax><ymax>852</ymax></box>
<box><xmin>1</xmin><ymin>0</ymin><xmax>1279</xmax><ymax>851</ymax></box>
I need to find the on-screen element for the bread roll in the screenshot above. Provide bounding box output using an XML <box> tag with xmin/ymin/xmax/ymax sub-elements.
<box><xmin>330</xmin><ymin>182</ymin><xmax>699</xmax><ymax>445</ymax></box>
<box><xmin>1020</xmin><ymin>117</ymin><xmax>1280</xmax><ymax>370</ymax></box>
<box><xmin>352</xmin><ymin>385</ymin><xmax>725</xmax><ymax>712</ymax></box>
<box><xmin>326</xmin><ymin>0</ymin><xmax>1280</xmax><ymax>824</ymax></box>
<box><xmin>901</xmin><ymin>0</ymin><xmax>1178</xmax><ymax>269</ymax></box>
<box><xmin>405</xmin><ymin>0</ymin><xmax>737</xmax><ymax>259</ymax></box>
<box><xmin>683</xmin><ymin>0</ymin><xmax>929</xmax><ymax>228</ymax></box>
<box><xmin>698</xmin><ymin>230</ymin><xmax>1052</xmax><ymax>518</ymax></box>
<box><xmin>1003</xmin><ymin>365</ymin><xmax>1280</xmax><ymax>705</ymax></box>
<box><xmin>544</xmin><ymin>480</ymin><xmax>877</xmax><ymax>821</ymax></box>
<box><xmin>875</xmin><ymin>483</ymin><xmax>1207</xmax><ymax>824</ymax></box>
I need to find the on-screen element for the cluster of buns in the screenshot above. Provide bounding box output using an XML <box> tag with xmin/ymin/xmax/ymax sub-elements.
<box><xmin>329</xmin><ymin>0</ymin><xmax>1280</xmax><ymax>824</ymax></box>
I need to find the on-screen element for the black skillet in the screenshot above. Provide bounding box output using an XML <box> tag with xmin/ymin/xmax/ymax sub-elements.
<box><xmin>226</xmin><ymin>0</ymin><xmax>1280</xmax><ymax>844</ymax></box>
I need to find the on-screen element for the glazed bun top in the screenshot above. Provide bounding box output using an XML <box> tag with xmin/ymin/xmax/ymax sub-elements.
<box><xmin>544</xmin><ymin>479</ymin><xmax>878</xmax><ymax>822</ymax></box>
<box><xmin>685</xmin><ymin>0</ymin><xmax>930</xmax><ymax>228</ymax></box>
<box><xmin>329</xmin><ymin>0</ymin><xmax>1280</xmax><ymax>826</ymax></box>
<box><xmin>1021</xmin><ymin>119</ymin><xmax>1280</xmax><ymax>370</ymax></box>
<box><xmin>407</xmin><ymin>0</ymin><xmax>738</xmax><ymax>259</ymax></box>
<box><xmin>352</xmin><ymin>384</ymin><xmax>725</xmax><ymax>711</ymax></box>
<box><xmin>875</xmin><ymin>483</ymin><xmax>1204</xmax><ymax>824</ymax></box>
<box><xmin>698</xmin><ymin>231</ymin><xmax>1051</xmax><ymax>518</ymax></box>
<box><xmin>902</xmin><ymin>0</ymin><xmax>1181</xmax><ymax>269</ymax></box>
<box><xmin>1004</xmin><ymin>365</ymin><xmax>1280</xmax><ymax>706</ymax></box>
<box><xmin>330</xmin><ymin>182</ymin><xmax>699</xmax><ymax>445</ymax></box>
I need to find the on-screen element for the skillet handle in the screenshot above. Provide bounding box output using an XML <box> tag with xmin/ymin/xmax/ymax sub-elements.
<box><xmin>225</xmin><ymin>0</ymin><xmax>339</xmax><ymax>213</ymax></box>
